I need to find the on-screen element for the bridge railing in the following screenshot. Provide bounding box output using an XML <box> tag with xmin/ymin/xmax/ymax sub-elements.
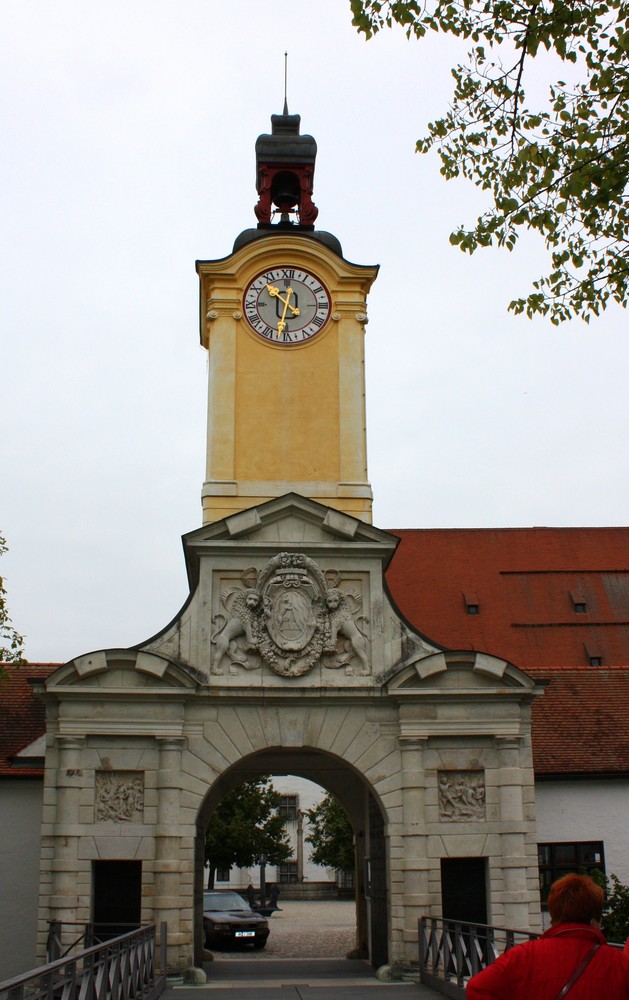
<box><xmin>0</xmin><ymin>923</ymin><xmax>167</xmax><ymax>1000</ymax></box>
<box><xmin>418</xmin><ymin>916</ymin><xmax>538</xmax><ymax>998</ymax></box>
<box><xmin>46</xmin><ymin>921</ymin><xmax>153</xmax><ymax>962</ymax></box>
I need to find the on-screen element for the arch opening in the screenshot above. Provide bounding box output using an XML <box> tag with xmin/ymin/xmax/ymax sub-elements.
<box><xmin>194</xmin><ymin>747</ymin><xmax>389</xmax><ymax>968</ymax></box>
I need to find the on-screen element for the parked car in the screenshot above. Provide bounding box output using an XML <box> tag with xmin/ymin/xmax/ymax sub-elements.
<box><xmin>202</xmin><ymin>890</ymin><xmax>270</xmax><ymax>950</ymax></box>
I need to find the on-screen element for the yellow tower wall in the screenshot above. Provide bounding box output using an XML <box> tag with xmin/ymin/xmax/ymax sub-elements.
<box><xmin>197</xmin><ymin>233</ymin><xmax>378</xmax><ymax>524</ymax></box>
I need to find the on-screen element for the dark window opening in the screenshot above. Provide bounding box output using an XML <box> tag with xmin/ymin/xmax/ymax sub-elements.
<box><xmin>441</xmin><ymin>857</ymin><xmax>487</xmax><ymax>925</ymax></box>
<box><xmin>93</xmin><ymin>860</ymin><xmax>142</xmax><ymax>940</ymax></box>
<box><xmin>216</xmin><ymin>867</ymin><xmax>231</xmax><ymax>882</ymax></box>
<box><xmin>463</xmin><ymin>591</ymin><xmax>480</xmax><ymax>616</ymax></box>
<box><xmin>585</xmin><ymin>643</ymin><xmax>602</xmax><ymax>667</ymax></box>
<box><xmin>336</xmin><ymin>870</ymin><xmax>355</xmax><ymax>889</ymax></box>
<box><xmin>570</xmin><ymin>591</ymin><xmax>587</xmax><ymax>613</ymax></box>
<box><xmin>538</xmin><ymin>842</ymin><xmax>605</xmax><ymax>907</ymax></box>
<box><xmin>278</xmin><ymin>861</ymin><xmax>299</xmax><ymax>883</ymax></box>
<box><xmin>279</xmin><ymin>795</ymin><xmax>298</xmax><ymax>822</ymax></box>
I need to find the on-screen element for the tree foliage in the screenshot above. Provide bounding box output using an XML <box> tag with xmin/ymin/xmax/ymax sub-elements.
<box><xmin>204</xmin><ymin>777</ymin><xmax>291</xmax><ymax>888</ymax></box>
<box><xmin>577</xmin><ymin>868</ymin><xmax>629</xmax><ymax>943</ymax></box>
<box><xmin>603</xmin><ymin>873</ymin><xmax>629</xmax><ymax>943</ymax></box>
<box><xmin>0</xmin><ymin>532</ymin><xmax>26</xmax><ymax>673</ymax></box>
<box><xmin>305</xmin><ymin>792</ymin><xmax>355</xmax><ymax>873</ymax></box>
<box><xmin>350</xmin><ymin>0</ymin><xmax>629</xmax><ymax>323</ymax></box>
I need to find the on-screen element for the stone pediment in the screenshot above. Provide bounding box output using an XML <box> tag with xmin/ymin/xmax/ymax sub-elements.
<box><xmin>43</xmin><ymin>649</ymin><xmax>200</xmax><ymax>691</ymax></box>
<box><xmin>385</xmin><ymin>650</ymin><xmax>539</xmax><ymax>695</ymax></box>
<box><xmin>181</xmin><ymin>493</ymin><xmax>398</xmax><ymax>587</ymax></box>
<box><xmin>138</xmin><ymin>494</ymin><xmax>417</xmax><ymax>687</ymax></box>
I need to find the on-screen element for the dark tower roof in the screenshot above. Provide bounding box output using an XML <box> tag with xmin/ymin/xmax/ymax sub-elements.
<box><xmin>233</xmin><ymin>110</ymin><xmax>343</xmax><ymax>257</ymax></box>
<box><xmin>255</xmin><ymin>112</ymin><xmax>317</xmax><ymax>167</ymax></box>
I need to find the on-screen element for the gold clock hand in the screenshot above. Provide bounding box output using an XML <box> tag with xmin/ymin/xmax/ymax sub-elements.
<box><xmin>267</xmin><ymin>284</ymin><xmax>300</xmax><ymax>316</ymax></box>
<box><xmin>277</xmin><ymin>287</ymin><xmax>293</xmax><ymax>336</ymax></box>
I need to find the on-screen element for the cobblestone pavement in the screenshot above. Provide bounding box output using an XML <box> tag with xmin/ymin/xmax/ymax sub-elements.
<box><xmin>208</xmin><ymin>900</ymin><xmax>357</xmax><ymax>960</ymax></box>
<box><xmin>180</xmin><ymin>901</ymin><xmax>445</xmax><ymax>997</ymax></box>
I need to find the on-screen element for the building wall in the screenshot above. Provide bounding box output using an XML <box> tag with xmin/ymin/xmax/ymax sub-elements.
<box><xmin>535</xmin><ymin>779</ymin><xmax>629</xmax><ymax>884</ymax></box>
<box><xmin>211</xmin><ymin>775</ymin><xmax>335</xmax><ymax>892</ymax></box>
<box><xmin>0</xmin><ymin>780</ymin><xmax>43</xmax><ymax>980</ymax></box>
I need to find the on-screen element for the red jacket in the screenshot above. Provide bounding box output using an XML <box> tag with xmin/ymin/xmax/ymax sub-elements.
<box><xmin>466</xmin><ymin>924</ymin><xmax>629</xmax><ymax>999</ymax></box>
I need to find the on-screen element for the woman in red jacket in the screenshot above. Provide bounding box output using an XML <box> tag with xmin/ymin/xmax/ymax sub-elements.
<box><xmin>466</xmin><ymin>874</ymin><xmax>629</xmax><ymax>999</ymax></box>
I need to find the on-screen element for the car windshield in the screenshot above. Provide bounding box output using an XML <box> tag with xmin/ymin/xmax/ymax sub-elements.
<box><xmin>203</xmin><ymin>891</ymin><xmax>250</xmax><ymax>912</ymax></box>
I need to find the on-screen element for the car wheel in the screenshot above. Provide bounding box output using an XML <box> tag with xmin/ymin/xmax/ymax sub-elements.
<box><xmin>253</xmin><ymin>940</ymin><xmax>266</xmax><ymax>950</ymax></box>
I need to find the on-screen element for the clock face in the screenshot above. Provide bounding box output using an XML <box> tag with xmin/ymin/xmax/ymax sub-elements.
<box><xmin>243</xmin><ymin>267</ymin><xmax>331</xmax><ymax>344</ymax></box>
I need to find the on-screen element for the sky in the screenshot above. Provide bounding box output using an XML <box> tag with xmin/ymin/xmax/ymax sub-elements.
<box><xmin>3</xmin><ymin>1</ymin><xmax>629</xmax><ymax>664</ymax></box>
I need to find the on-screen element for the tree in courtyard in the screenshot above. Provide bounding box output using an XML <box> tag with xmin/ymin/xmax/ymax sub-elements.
<box><xmin>350</xmin><ymin>0</ymin><xmax>629</xmax><ymax>324</ymax></box>
<box><xmin>577</xmin><ymin>868</ymin><xmax>629</xmax><ymax>942</ymax></box>
<box><xmin>603</xmin><ymin>873</ymin><xmax>629</xmax><ymax>942</ymax></box>
<box><xmin>305</xmin><ymin>792</ymin><xmax>355</xmax><ymax>874</ymax></box>
<box><xmin>204</xmin><ymin>777</ymin><xmax>292</xmax><ymax>889</ymax></box>
<box><xmin>0</xmin><ymin>532</ymin><xmax>27</xmax><ymax>677</ymax></box>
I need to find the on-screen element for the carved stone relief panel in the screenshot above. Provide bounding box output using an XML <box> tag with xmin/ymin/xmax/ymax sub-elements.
<box><xmin>95</xmin><ymin>770</ymin><xmax>144</xmax><ymax>823</ymax></box>
<box><xmin>210</xmin><ymin>553</ymin><xmax>370</xmax><ymax>678</ymax></box>
<box><xmin>438</xmin><ymin>770</ymin><xmax>486</xmax><ymax>821</ymax></box>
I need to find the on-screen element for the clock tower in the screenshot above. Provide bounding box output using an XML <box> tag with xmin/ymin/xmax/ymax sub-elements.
<box><xmin>196</xmin><ymin>108</ymin><xmax>378</xmax><ymax>525</ymax></box>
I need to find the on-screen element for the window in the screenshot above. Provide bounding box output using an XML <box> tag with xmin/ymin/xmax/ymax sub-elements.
<box><xmin>463</xmin><ymin>591</ymin><xmax>480</xmax><ymax>615</ymax></box>
<box><xmin>215</xmin><ymin>867</ymin><xmax>231</xmax><ymax>882</ymax></box>
<box><xmin>584</xmin><ymin>643</ymin><xmax>602</xmax><ymax>667</ymax></box>
<box><xmin>570</xmin><ymin>591</ymin><xmax>587</xmax><ymax>614</ymax></box>
<box><xmin>336</xmin><ymin>870</ymin><xmax>355</xmax><ymax>889</ymax></box>
<box><xmin>538</xmin><ymin>842</ymin><xmax>605</xmax><ymax>907</ymax></box>
<box><xmin>279</xmin><ymin>795</ymin><xmax>298</xmax><ymax>821</ymax></box>
<box><xmin>278</xmin><ymin>861</ymin><xmax>299</xmax><ymax>883</ymax></box>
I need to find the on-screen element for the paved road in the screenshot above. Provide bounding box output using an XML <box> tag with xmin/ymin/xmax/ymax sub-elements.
<box><xmin>162</xmin><ymin>900</ymin><xmax>443</xmax><ymax>997</ymax></box>
<box><xmin>207</xmin><ymin>900</ymin><xmax>357</xmax><ymax>960</ymax></box>
<box><xmin>163</xmin><ymin>958</ymin><xmax>442</xmax><ymax>997</ymax></box>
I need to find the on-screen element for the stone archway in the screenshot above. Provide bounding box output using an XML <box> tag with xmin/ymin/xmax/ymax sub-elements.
<box><xmin>35</xmin><ymin>496</ymin><xmax>545</xmax><ymax>972</ymax></box>
<box><xmin>194</xmin><ymin>747</ymin><xmax>389</xmax><ymax>966</ymax></box>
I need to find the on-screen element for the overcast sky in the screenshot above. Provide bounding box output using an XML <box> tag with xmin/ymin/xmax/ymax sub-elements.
<box><xmin>3</xmin><ymin>1</ymin><xmax>628</xmax><ymax>663</ymax></box>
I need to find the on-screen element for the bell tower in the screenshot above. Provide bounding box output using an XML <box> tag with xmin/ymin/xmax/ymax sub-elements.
<box><xmin>196</xmin><ymin>109</ymin><xmax>378</xmax><ymax>525</ymax></box>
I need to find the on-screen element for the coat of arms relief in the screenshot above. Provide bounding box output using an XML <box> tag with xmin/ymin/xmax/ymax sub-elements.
<box><xmin>210</xmin><ymin>552</ymin><xmax>370</xmax><ymax>678</ymax></box>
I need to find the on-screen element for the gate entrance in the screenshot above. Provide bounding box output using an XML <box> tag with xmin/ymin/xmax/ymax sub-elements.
<box><xmin>195</xmin><ymin>749</ymin><xmax>388</xmax><ymax>966</ymax></box>
<box><xmin>35</xmin><ymin>495</ymin><xmax>544</xmax><ymax>971</ymax></box>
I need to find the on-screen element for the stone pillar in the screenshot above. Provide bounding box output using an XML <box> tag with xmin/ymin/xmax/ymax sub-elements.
<box><xmin>395</xmin><ymin>737</ymin><xmax>429</xmax><ymax>963</ymax></box>
<box><xmin>155</xmin><ymin>737</ymin><xmax>187</xmax><ymax>971</ymax></box>
<box><xmin>50</xmin><ymin>736</ymin><xmax>85</xmax><ymax>923</ymax></box>
<box><xmin>296</xmin><ymin>810</ymin><xmax>304</xmax><ymax>881</ymax></box>
<box><xmin>495</xmin><ymin>737</ymin><xmax>530</xmax><ymax>928</ymax></box>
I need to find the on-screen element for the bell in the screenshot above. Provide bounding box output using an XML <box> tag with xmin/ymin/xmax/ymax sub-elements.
<box><xmin>271</xmin><ymin>171</ymin><xmax>300</xmax><ymax>212</ymax></box>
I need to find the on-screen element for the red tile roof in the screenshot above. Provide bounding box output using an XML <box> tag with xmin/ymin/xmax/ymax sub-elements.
<box><xmin>385</xmin><ymin>527</ymin><xmax>629</xmax><ymax>670</ymax></box>
<box><xmin>532</xmin><ymin>669</ymin><xmax>629</xmax><ymax>776</ymax></box>
<box><xmin>0</xmin><ymin>663</ymin><xmax>57</xmax><ymax>777</ymax></box>
<box><xmin>384</xmin><ymin>528</ymin><xmax>629</xmax><ymax>775</ymax></box>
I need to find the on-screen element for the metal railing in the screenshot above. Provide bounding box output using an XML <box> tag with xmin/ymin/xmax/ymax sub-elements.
<box><xmin>46</xmin><ymin>922</ymin><xmax>151</xmax><ymax>963</ymax></box>
<box><xmin>0</xmin><ymin>923</ymin><xmax>166</xmax><ymax>1000</ymax></box>
<box><xmin>418</xmin><ymin>917</ymin><xmax>539</xmax><ymax>998</ymax></box>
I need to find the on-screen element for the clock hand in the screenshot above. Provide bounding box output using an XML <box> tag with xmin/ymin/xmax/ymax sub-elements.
<box><xmin>277</xmin><ymin>287</ymin><xmax>293</xmax><ymax>336</ymax></box>
<box><xmin>267</xmin><ymin>284</ymin><xmax>300</xmax><ymax>316</ymax></box>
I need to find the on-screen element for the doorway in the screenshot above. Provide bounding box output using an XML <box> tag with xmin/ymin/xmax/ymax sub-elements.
<box><xmin>93</xmin><ymin>860</ymin><xmax>142</xmax><ymax>939</ymax></box>
<box><xmin>440</xmin><ymin>857</ymin><xmax>488</xmax><ymax>925</ymax></box>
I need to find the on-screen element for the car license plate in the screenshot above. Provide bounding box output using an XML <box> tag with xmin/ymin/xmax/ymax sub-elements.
<box><xmin>235</xmin><ymin>931</ymin><xmax>255</xmax><ymax>937</ymax></box>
